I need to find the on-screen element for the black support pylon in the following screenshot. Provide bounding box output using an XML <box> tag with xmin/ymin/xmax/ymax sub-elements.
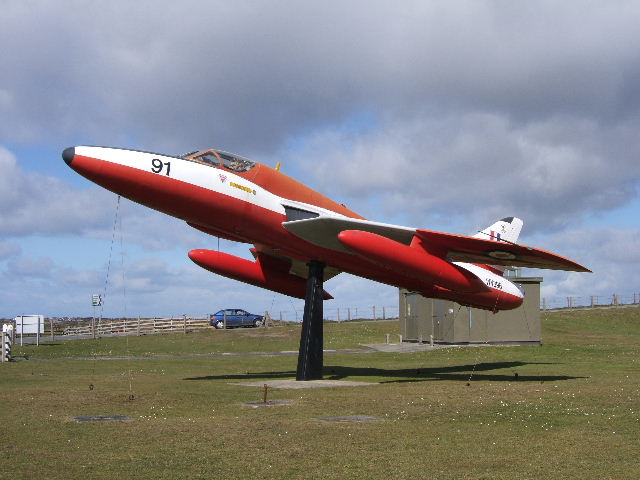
<box><xmin>296</xmin><ymin>260</ymin><xmax>325</xmax><ymax>381</ymax></box>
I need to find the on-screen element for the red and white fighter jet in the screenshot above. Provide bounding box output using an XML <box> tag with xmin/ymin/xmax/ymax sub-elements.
<box><xmin>63</xmin><ymin>146</ymin><xmax>589</xmax><ymax>314</ymax></box>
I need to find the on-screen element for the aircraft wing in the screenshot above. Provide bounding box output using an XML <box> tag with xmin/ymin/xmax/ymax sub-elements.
<box><xmin>415</xmin><ymin>229</ymin><xmax>591</xmax><ymax>271</ymax></box>
<box><xmin>283</xmin><ymin>217</ymin><xmax>590</xmax><ymax>272</ymax></box>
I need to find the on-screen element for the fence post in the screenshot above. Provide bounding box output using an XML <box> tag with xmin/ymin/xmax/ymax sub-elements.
<box><xmin>383</xmin><ymin>306</ymin><xmax>386</xmax><ymax>320</ymax></box>
<box><xmin>347</xmin><ymin>308</ymin><xmax>351</xmax><ymax>321</ymax></box>
<box><xmin>183</xmin><ymin>315</ymin><xmax>187</xmax><ymax>334</ymax></box>
<box><xmin>137</xmin><ymin>316</ymin><xmax>141</xmax><ymax>336</ymax></box>
<box><xmin>337</xmin><ymin>308</ymin><xmax>340</xmax><ymax>322</ymax></box>
<box><xmin>372</xmin><ymin>306</ymin><xmax>376</xmax><ymax>320</ymax></box>
<box><xmin>50</xmin><ymin>318</ymin><xmax>55</xmax><ymax>341</ymax></box>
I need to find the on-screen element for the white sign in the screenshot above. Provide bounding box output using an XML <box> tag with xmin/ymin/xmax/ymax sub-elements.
<box><xmin>92</xmin><ymin>294</ymin><xmax>102</xmax><ymax>306</ymax></box>
<box><xmin>14</xmin><ymin>315</ymin><xmax>44</xmax><ymax>334</ymax></box>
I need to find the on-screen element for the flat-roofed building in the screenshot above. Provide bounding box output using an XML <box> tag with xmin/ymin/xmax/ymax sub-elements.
<box><xmin>399</xmin><ymin>277</ymin><xmax>542</xmax><ymax>345</ymax></box>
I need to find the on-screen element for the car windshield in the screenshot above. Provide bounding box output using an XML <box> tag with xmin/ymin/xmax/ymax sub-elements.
<box><xmin>180</xmin><ymin>149</ymin><xmax>256</xmax><ymax>172</ymax></box>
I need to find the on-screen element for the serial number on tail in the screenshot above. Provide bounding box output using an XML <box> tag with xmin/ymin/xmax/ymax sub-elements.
<box><xmin>485</xmin><ymin>278</ymin><xmax>503</xmax><ymax>289</ymax></box>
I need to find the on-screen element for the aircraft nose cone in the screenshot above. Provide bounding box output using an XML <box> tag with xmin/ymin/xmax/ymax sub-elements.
<box><xmin>62</xmin><ymin>147</ymin><xmax>75</xmax><ymax>166</ymax></box>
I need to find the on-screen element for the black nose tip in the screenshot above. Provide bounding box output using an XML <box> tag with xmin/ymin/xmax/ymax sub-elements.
<box><xmin>62</xmin><ymin>147</ymin><xmax>75</xmax><ymax>165</ymax></box>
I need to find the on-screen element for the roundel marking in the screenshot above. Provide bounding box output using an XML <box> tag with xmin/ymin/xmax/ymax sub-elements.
<box><xmin>487</xmin><ymin>250</ymin><xmax>517</xmax><ymax>261</ymax></box>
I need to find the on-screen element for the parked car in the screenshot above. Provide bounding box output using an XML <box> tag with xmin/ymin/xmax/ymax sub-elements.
<box><xmin>210</xmin><ymin>309</ymin><xmax>264</xmax><ymax>329</ymax></box>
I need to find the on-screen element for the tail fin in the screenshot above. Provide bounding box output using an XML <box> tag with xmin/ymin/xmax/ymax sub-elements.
<box><xmin>473</xmin><ymin>217</ymin><xmax>523</xmax><ymax>274</ymax></box>
<box><xmin>473</xmin><ymin>217</ymin><xmax>523</xmax><ymax>244</ymax></box>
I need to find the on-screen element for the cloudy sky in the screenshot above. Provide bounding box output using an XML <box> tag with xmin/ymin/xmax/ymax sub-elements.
<box><xmin>1</xmin><ymin>1</ymin><xmax>639</xmax><ymax>319</ymax></box>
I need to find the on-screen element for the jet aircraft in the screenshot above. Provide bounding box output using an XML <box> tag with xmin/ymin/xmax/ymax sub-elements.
<box><xmin>62</xmin><ymin>146</ymin><xmax>589</xmax><ymax>378</ymax></box>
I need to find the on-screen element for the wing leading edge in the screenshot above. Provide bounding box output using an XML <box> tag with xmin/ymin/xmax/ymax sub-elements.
<box><xmin>283</xmin><ymin>216</ymin><xmax>590</xmax><ymax>272</ymax></box>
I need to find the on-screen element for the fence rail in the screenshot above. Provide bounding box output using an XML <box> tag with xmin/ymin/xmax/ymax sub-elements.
<box><xmin>24</xmin><ymin>293</ymin><xmax>640</xmax><ymax>342</ymax></box>
<box><xmin>541</xmin><ymin>293</ymin><xmax>640</xmax><ymax>310</ymax></box>
<box><xmin>62</xmin><ymin>316</ymin><xmax>210</xmax><ymax>337</ymax></box>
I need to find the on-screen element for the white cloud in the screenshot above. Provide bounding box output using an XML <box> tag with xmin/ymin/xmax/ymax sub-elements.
<box><xmin>1</xmin><ymin>2</ymin><xmax>639</xmax><ymax>316</ymax></box>
<box><xmin>1</xmin><ymin>2</ymin><xmax>640</xmax><ymax>152</ymax></box>
<box><xmin>291</xmin><ymin>113</ymin><xmax>640</xmax><ymax>233</ymax></box>
<box><xmin>0</xmin><ymin>146</ymin><xmax>114</xmax><ymax>236</ymax></box>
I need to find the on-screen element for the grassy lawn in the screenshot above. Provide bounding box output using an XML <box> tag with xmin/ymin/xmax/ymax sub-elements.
<box><xmin>1</xmin><ymin>310</ymin><xmax>638</xmax><ymax>479</ymax></box>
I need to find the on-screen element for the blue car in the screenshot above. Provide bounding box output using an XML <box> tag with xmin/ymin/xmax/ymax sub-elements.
<box><xmin>210</xmin><ymin>309</ymin><xmax>264</xmax><ymax>329</ymax></box>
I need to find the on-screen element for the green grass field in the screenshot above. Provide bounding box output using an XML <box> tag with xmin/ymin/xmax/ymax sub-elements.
<box><xmin>2</xmin><ymin>309</ymin><xmax>638</xmax><ymax>479</ymax></box>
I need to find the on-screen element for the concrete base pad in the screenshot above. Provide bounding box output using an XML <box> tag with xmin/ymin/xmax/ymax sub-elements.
<box><xmin>243</xmin><ymin>400</ymin><xmax>294</xmax><ymax>408</ymax></box>
<box><xmin>361</xmin><ymin>343</ymin><xmax>495</xmax><ymax>353</ymax></box>
<box><xmin>73</xmin><ymin>415</ymin><xmax>133</xmax><ymax>423</ymax></box>
<box><xmin>230</xmin><ymin>379</ymin><xmax>377</xmax><ymax>389</ymax></box>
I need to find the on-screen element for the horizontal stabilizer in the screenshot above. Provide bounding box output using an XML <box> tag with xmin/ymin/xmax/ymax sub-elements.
<box><xmin>415</xmin><ymin>229</ymin><xmax>591</xmax><ymax>272</ymax></box>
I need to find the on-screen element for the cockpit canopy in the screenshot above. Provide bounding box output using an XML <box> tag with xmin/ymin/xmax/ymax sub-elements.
<box><xmin>179</xmin><ymin>149</ymin><xmax>256</xmax><ymax>173</ymax></box>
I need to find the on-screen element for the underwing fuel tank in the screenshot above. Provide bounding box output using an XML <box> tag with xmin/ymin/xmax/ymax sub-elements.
<box><xmin>337</xmin><ymin>230</ymin><xmax>488</xmax><ymax>293</ymax></box>
<box><xmin>188</xmin><ymin>249</ymin><xmax>333</xmax><ymax>300</ymax></box>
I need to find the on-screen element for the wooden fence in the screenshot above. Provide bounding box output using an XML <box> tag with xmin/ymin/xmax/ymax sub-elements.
<box><xmin>62</xmin><ymin>316</ymin><xmax>210</xmax><ymax>337</ymax></box>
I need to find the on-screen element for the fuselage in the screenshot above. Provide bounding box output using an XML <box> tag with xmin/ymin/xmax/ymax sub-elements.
<box><xmin>63</xmin><ymin>146</ymin><xmax>524</xmax><ymax>311</ymax></box>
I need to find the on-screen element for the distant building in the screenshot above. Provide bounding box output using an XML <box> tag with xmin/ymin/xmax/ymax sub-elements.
<box><xmin>399</xmin><ymin>277</ymin><xmax>542</xmax><ymax>345</ymax></box>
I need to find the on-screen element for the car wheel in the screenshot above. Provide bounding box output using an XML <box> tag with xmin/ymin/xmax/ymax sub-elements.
<box><xmin>214</xmin><ymin>320</ymin><xmax>225</xmax><ymax>329</ymax></box>
<box><xmin>253</xmin><ymin>318</ymin><xmax>264</xmax><ymax>328</ymax></box>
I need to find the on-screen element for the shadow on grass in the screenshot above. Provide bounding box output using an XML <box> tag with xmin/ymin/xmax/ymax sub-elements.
<box><xmin>184</xmin><ymin>361</ymin><xmax>586</xmax><ymax>383</ymax></box>
<box><xmin>325</xmin><ymin>362</ymin><xmax>586</xmax><ymax>383</ymax></box>
<box><xmin>184</xmin><ymin>371</ymin><xmax>296</xmax><ymax>381</ymax></box>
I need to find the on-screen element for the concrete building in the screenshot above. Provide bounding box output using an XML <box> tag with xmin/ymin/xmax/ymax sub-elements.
<box><xmin>399</xmin><ymin>277</ymin><xmax>542</xmax><ymax>345</ymax></box>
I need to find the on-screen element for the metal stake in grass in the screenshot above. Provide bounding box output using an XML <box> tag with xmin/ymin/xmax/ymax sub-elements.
<box><xmin>263</xmin><ymin>384</ymin><xmax>269</xmax><ymax>404</ymax></box>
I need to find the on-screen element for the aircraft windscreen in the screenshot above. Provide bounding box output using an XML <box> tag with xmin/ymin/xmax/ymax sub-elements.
<box><xmin>218</xmin><ymin>152</ymin><xmax>256</xmax><ymax>172</ymax></box>
<box><xmin>192</xmin><ymin>152</ymin><xmax>218</xmax><ymax>166</ymax></box>
<box><xmin>180</xmin><ymin>150</ymin><xmax>256</xmax><ymax>172</ymax></box>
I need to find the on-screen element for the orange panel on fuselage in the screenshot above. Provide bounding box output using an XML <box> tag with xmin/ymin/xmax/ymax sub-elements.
<box><xmin>234</xmin><ymin>163</ymin><xmax>365</xmax><ymax>220</ymax></box>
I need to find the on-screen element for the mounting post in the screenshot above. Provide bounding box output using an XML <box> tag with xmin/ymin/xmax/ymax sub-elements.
<box><xmin>296</xmin><ymin>260</ymin><xmax>325</xmax><ymax>380</ymax></box>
